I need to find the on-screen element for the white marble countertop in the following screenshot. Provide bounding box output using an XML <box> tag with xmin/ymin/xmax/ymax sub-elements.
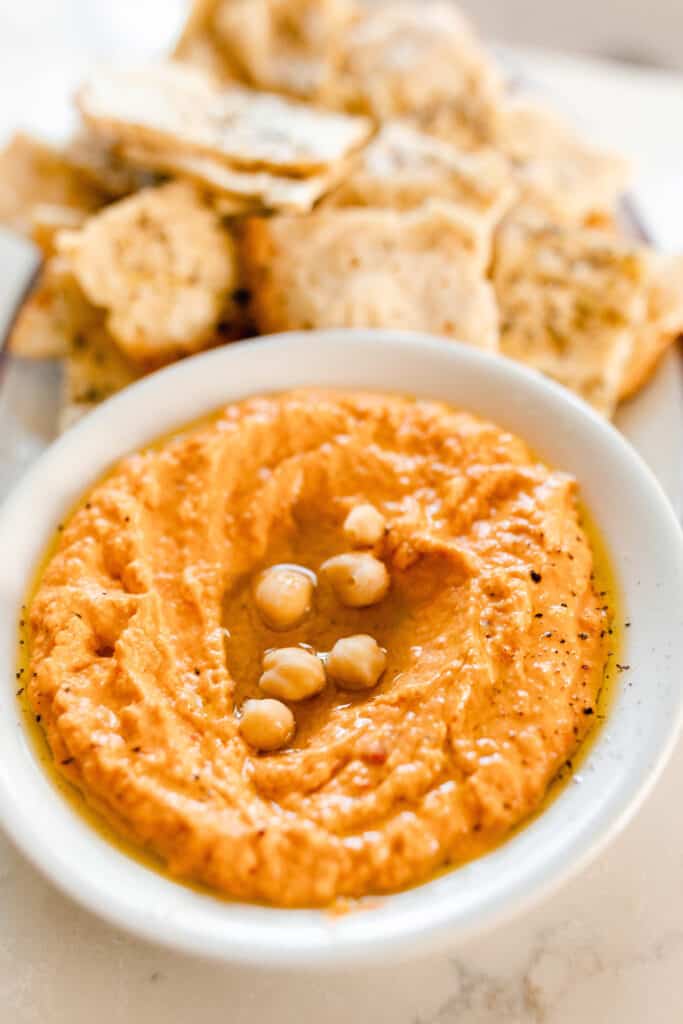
<box><xmin>1</xmin><ymin>11</ymin><xmax>683</xmax><ymax>1020</ymax></box>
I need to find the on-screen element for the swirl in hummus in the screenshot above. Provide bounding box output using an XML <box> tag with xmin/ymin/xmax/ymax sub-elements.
<box><xmin>27</xmin><ymin>391</ymin><xmax>610</xmax><ymax>906</ymax></box>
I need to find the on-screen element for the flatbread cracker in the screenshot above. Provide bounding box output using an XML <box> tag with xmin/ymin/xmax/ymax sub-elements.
<box><xmin>493</xmin><ymin>218</ymin><xmax>651</xmax><ymax>417</ymax></box>
<box><xmin>57</xmin><ymin>181</ymin><xmax>240</xmax><ymax>365</ymax></box>
<box><xmin>120</xmin><ymin>141</ymin><xmax>343</xmax><ymax>213</ymax></box>
<box><xmin>77</xmin><ymin>62</ymin><xmax>373</xmax><ymax>177</ymax></box>
<box><xmin>493</xmin><ymin>98</ymin><xmax>630</xmax><ymax>226</ymax></box>
<box><xmin>620</xmin><ymin>255</ymin><xmax>683</xmax><ymax>399</ymax></box>
<box><xmin>0</xmin><ymin>133</ymin><xmax>104</xmax><ymax>235</ymax></box>
<box><xmin>241</xmin><ymin>201</ymin><xmax>499</xmax><ymax>349</ymax></box>
<box><xmin>326</xmin><ymin>120</ymin><xmax>515</xmax><ymax>230</ymax></box>
<box><xmin>8</xmin><ymin>257</ymin><xmax>97</xmax><ymax>359</ymax></box>
<box><xmin>29</xmin><ymin>203</ymin><xmax>89</xmax><ymax>256</ymax></box>
<box><xmin>59</xmin><ymin>324</ymin><xmax>141</xmax><ymax>432</ymax></box>
<box><xmin>62</xmin><ymin>131</ymin><xmax>155</xmax><ymax>197</ymax></box>
<box><xmin>328</xmin><ymin>1</ymin><xmax>501</xmax><ymax>148</ymax></box>
<box><xmin>193</xmin><ymin>0</ymin><xmax>359</xmax><ymax>98</ymax></box>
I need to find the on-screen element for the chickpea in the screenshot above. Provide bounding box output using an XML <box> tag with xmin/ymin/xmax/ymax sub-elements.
<box><xmin>327</xmin><ymin>634</ymin><xmax>387</xmax><ymax>691</ymax></box>
<box><xmin>259</xmin><ymin>647</ymin><xmax>326</xmax><ymax>701</ymax></box>
<box><xmin>343</xmin><ymin>503</ymin><xmax>386</xmax><ymax>547</ymax></box>
<box><xmin>239</xmin><ymin>698</ymin><xmax>294</xmax><ymax>751</ymax></box>
<box><xmin>321</xmin><ymin>552</ymin><xmax>390</xmax><ymax>608</ymax></box>
<box><xmin>254</xmin><ymin>564</ymin><xmax>314</xmax><ymax>631</ymax></box>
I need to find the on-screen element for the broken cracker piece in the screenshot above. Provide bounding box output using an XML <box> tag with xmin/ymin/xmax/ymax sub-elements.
<box><xmin>241</xmin><ymin>201</ymin><xmax>499</xmax><ymax>349</ymax></box>
<box><xmin>59</xmin><ymin>323</ymin><xmax>141</xmax><ymax>432</ymax></box>
<box><xmin>120</xmin><ymin>141</ymin><xmax>343</xmax><ymax>213</ymax></box>
<box><xmin>77</xmin><ymin>62</ymin><xmax>373</xmax><ymax>178</ymax></box>
<box><xmin>29</xmin><ymin>204</ymin><xmax>89</xmax><ymax>256</ymax></box>
<box><xmin>493</xmin><ymin>218</ymin><xmax>651</xmax><ymax>417</ymax></box>
<box><xmin>328</xmin><ymin>1</ymin><xmax>502</xmax><ymax>149</ymax></box>
<box><xmin>57</xmin><ymin>181</ymin><xmax>240</xmax><ymax>365</ymax></box>
<box><xmin>326</xmin><ymin>120</ymin><xmax>515</xmax><ymax>229</ymax></box>
<box><xmin>199</xmin><ymin>0</ymin><xmax>359</xmax><ymax>99</ymax></box>
<box><xmin>9</xmin><ymin>257</ymin><xmax>97</xmax><ymax>359</ymax></box>
<box><xmin>492</xmin><ymin>98</ymin><xmax>630</xmax><ymax>226</ymax></box>
<box><xmin>620</xmin><ymin>255</ymin><xmax>683</xmax><ymax>399</ymax></box>
<box><xmin>62</xmin><ymin>131</ymin><xmax>156</xmax><ymax>198</ymax></box>
<box><xmin>0</xmin><ymin>132</ymin><xmax>105</xmax><ymax>235</ymax></box>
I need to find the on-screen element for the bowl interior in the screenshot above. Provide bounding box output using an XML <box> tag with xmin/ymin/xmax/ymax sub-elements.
<box><xmin>1</xmin><ymin>330</ymin><xmax>682</xmax><ymax>965</ymax></box>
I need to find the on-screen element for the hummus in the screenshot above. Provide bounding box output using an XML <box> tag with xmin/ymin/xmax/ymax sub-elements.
<box><xmin>27</xmin><ymin>391</ymin><xmax>610</xmax><ymax>906</ymax></box>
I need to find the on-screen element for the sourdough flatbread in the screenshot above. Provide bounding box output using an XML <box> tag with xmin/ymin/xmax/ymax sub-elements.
<box><xmin>59</xmin><ymin>324</ymin><xmax>141</xmax><ymax>432</ymax></box>
<box><xmin>29</xmin><ymin>204</ymin><xmax>89</xmax><ymax>256</ymax></box>
<box><xmin>241</xmin><ymin>201</ymin><xmax>499</xmax><ymax>349</ymax></box>
<box><xmin>120</xmin><ymin>141</ymin><xmax>344</xmax><ymax>212</ymax></box>
<box><xmin>328</xmin><ymin>1</ymin><xmax>501</xmax><ymax>148</ymax></box>
<box><xmin>9</xmin><ymin>257</ymin><xmax>96</xmax><ymax>359</ymax></box>
<box><xmin>493</xmin><ymin>98</ymin><xmax>630</xmax><ymax>226</ymax></box>
<box><xmin>326</xmin><ymin>120</ymin><xmax>515</xmax><ymax>232</ymax></box>
<box><xmin>493</xmin><ymin>218</ymin><xmax>650</xmax><ymax>417</ymax></box>
<box><xmin>178</xmin><ymin>0</ymin><xmax>359</xmax><ymax>99</ymax></box>
<box><xmin>0</xmin><ymin>133</ymin><xmax>104</xmax><ymax>234</ymax></box>
<box><xmin>57</xmin><ymin>181</ymin><xmax>240</xmax><ymax>365</ymax></box>
<box><xmin>62</xmin><ymin>131</ymin><xmax>155</xmax><ymax>197</ymax></box>
<box><xmin>77</xmin><ymin>62</ymin><xmax>373</xmax><ymax>177</ymax></box>
<box><xmin>620</xmin><ymin>255</ymin><xmax>683</xmax><ymax>399</ymax></box>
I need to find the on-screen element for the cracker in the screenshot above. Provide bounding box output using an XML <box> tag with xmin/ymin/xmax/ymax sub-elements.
<box><xmin>493</xmin><ymin>218</ymin><xmax>651</xmax><ymax>417</ymax></box>
<box><xmin>77</xmin><ymin>62</ymin><xmax>373</xmax><ymax>177</ymax></box>
<box><xmin>29</xmin><ymin>203</ymin><xmax>89</xmax><ymax>256</ymax></box>
<box><xmin>120</xmin><ymin>141</ymin><xmax>342</xmax><ymax>213</ymax></box>
<box><xmin>176</xmin><ymin>31</ymin><xmax>240</xmax><ymax>83</ymax></box>
<box><xmin>328</xmin><ymin>1</ymin><xmax>501</xmax><ymax>148</ymax></box>
<box><xmin>0</xmin><ymin>132</ymin><xmax>104</xmax><ymax>235</ymax></box>
<box><xmin>325</xmin><ymin>120</ymin><xmax>515</xmax><ymax>229</ymax></box>
<box><xmin>57</xmin><ymin>181</ymin><xmax>240</xmax><ymax>365</ymax></box>
<box><xmin>198</xmin><ymin>0</ymin><xmax>359</xmax><ymax>98</ymax></box>
<box><xmin>62</xmin><ymin>131</ymin><xmax>155</xmax><ymax>198</ymax></box>
<box><xmin>241</xmin><ymin>201</ymin><xmax>499</xmax><ymax>350</ymax></box>
<box><xmin>492</xmin><ymin>98</ymin><xmax>630</xmax><ymax>226</ymax></box>
<box><xmin>8</xmin><ymin>257</ymin><xmax>97</xmax><ymax>359</ymax></box>
<box><xmin>59</xmin><ymin>324</ymin><xmax>141</xmax><ymax>432</ymax></box>
<box><xmin>620</xmin><ymin>255</ymin><xmax>683</xmax><ymax>399</ymax></box>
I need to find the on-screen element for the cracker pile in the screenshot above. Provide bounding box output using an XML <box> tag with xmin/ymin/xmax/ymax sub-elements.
<box><xmin>3</xmin><ymin>0</ymin><xmax>682</xmax><ymax>426</ymax></box>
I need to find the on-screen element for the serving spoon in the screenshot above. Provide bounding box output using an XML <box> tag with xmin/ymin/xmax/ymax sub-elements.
<box><xmin>0</xmin><ymin>228</ymin><xmax>42</xmax><ymax>385</ymax></box>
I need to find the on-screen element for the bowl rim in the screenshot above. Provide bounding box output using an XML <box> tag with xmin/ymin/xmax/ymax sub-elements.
<box><xmin>1</xmin><ymin>328</ymin><xmax>682</xmax><ymax>967</ymax></box>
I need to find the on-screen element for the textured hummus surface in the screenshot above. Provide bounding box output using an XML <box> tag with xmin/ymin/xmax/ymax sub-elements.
<box><xmin>28</xmin><ymin>390</ymin><xmax>609</xmax><ymax>906</ymax></box>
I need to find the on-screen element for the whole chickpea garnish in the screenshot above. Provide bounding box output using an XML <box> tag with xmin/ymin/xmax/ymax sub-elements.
<box><xmin>254</xmin><ymin>564</ymin><xmax>314</xmax><ymax>630</ymax></box>
<box><xmin>259</xmin><ymin>647</ymin><xmax>326</xmax><ymax>701</ymax></box>
<box><xmin>327</xmin><ymin>634</ymin><xmax>387</xmax><ymax>691</ymax></box>
<box><xmin>321</xmin><ymin>552</ymin><xmax>390</xmax><ymax>608</ymax></box>
<box><xmin>343</xmin><ymin>504</ymin><xmax>386</xmax><ymax>548</ymax></box>
<box><xmin>239</xmin><ymin>698</ymin><xmax>294</xmax><ymax>751</ymax></box>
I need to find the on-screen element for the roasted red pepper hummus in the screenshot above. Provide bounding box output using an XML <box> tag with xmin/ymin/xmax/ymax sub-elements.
<box><xmin>27</xmin><ymin>391</ymin><xmax>609</xmax><ymax>906</ymax></box>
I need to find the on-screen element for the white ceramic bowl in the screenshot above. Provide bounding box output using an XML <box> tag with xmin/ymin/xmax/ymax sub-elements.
<box><xmin>1</xmin><ymin>330</ymin><xmax>682</xmax><ymax>967</ymax></box>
